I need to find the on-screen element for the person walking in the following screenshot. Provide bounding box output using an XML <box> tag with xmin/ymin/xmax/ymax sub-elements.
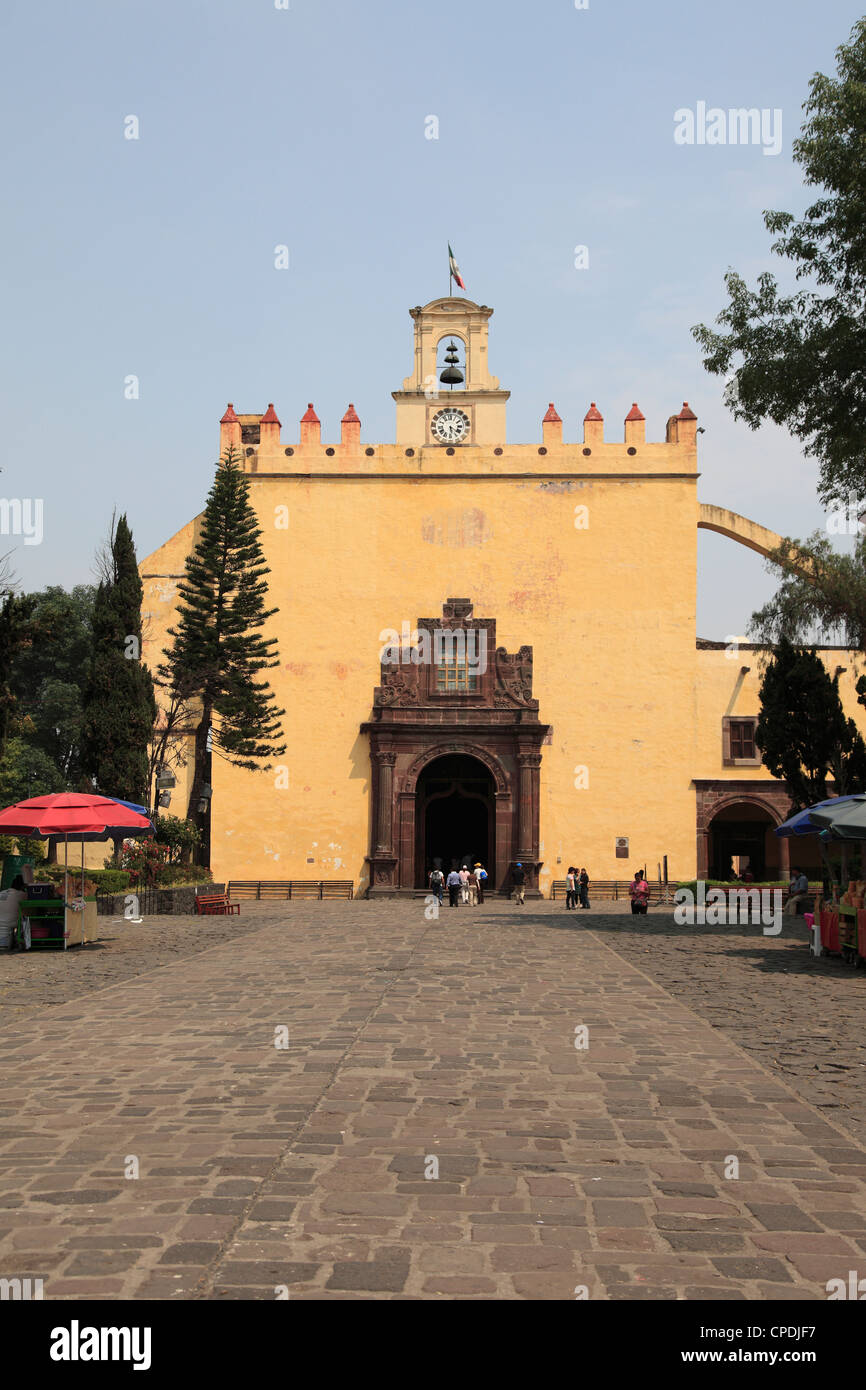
<box><xmin>565</xmin><ymin>866</ymin><xmax>577</xmax><ymax>910</ymax></box>
<box><xmin>474</xmin><ymin>863</ymin><xmax>487</xmax><ymax>904</ymax></box>
<box><xmin>459</xmin><ymin>865</ymin><xmax>470</xmax><ymax>904</ymax></box>
<box><xmin>629</xmin><ymin>868</ymin><xmax>649</xmax><ymax>915</ymax></box>
<box><xmin>467</xmin><ymin>866</ymin><xmax>478</xmax><ymax>906</ymax></box>
<box><xmin>429</xmin><ymin>865</ymin><xmax>445</xmax><ymax>905</ymax></box>
<box><xmin>578</xmin><ymin>867</ymin><xmax>590</xmax><ymax>910</ymax></box>
<box><xmin>446</xmin><ymin>867</ymin><xmax>461</xmax><ymax>907</ymax></box>
<box><xmin>512</xmin><ymin>861</ymin><xmax>526</xmax><ymax>906</ymax></box>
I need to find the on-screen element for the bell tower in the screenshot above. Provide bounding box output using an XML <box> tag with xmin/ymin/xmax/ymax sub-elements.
<box><xmin>393</xmin><ymin>297</ymin><xmax>510</xmax><ymax>446</ymax></box>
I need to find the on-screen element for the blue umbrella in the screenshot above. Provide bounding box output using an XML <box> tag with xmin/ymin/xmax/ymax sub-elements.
<box><xmin>810</xmin><ymin>798</ymin><xmax>866</xmax><ymax>840</ymax></box>
<box><xmin>775</xmin><ymin>794</ymin><xmax>866</xmax><ymax>837</ymax></box>
<box><xmin>59</xmin><ymin>795</ymin><xmax>154</xmax><ymax>842</ymax></box>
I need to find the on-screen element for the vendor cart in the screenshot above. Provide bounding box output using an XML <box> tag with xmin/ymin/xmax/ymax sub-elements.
<box><xmin>13</xmin><ymin>894</ymin><xmax>98</xmax><ymax>950</ymax></box>
<box><xmin>0</xmin><ymin>793</ymin><xmax>152</xmax><ymax>954</ymax></box>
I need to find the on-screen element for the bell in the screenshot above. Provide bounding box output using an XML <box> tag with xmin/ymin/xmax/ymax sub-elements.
<box><xmin>439</xmin><ymin>341</ymin><xmax>464</xmax><ymax>386</ymax></box>
<box><xmin>439</xmin><ymin>364</ymin><xmax>464</xmax><ymax>385</ymax></box>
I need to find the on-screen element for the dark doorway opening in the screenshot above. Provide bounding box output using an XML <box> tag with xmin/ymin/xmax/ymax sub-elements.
<box><xmin>416</xmin><ymin>754</ymin><xmax>494</xmax><ymax>888</ymax></box>
<box><xmin>709</xmin><ymin>805</ymin><xmax>777</xmax><ymax>880</ymax></box>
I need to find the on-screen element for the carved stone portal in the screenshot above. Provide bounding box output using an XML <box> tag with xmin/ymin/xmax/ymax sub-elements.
<box><xmin>362</xmin><ymin>599</ymin><xmax>549</xmax><ymax>895</ymax></box>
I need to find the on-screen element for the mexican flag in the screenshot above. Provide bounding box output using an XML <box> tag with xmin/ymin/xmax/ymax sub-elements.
<box><xmin>448</xmin><ymin>244</ymin><xmax>465</xmax><ymax>290</ymax></box>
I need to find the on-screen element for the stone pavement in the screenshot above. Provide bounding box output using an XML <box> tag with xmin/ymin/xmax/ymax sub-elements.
<box><xmin>2</xmin><ymin>901</ymin><xmax>866</xmax><ymax>1301</ymax></box>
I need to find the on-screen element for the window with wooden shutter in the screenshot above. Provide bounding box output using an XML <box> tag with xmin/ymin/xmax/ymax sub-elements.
<box><xmin>722</xmin><ymin>716</ymin><xmax>761</xmax><ymax>767</ymax></box>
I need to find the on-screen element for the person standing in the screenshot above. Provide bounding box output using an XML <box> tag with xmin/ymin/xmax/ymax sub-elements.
<box><xmin>579</xmin><ymin>867</ymin><xmax>590</xmax><ymax>910</ymax></box>
<box><xmin>629</xmin><ymin>869</ymin><xmax>649</xmax><ymax>915</ymax></box>
<box><xmin>467</xmin><ymin>867</ymin><xmax>478</xmax><ymax>906</ymax></box>
<box><xmin>474</xmin><ymin>863</ymin><xmax>487</xmax><ymax>904</ymax></box>
<box><xmin>565</xmin><ymin>867</ymin><xmax>577</xmax><ymax>910</ymax></box>
<box><xmin>0</xmin><ymin>874</ymin><xmax>27</xmax><ymax>951</ymax></box>
<box><xmin>512</xmin><ymin>861</ymin><xmax>526</xmax><ymax>906</ymax></box>
<box><xmin>459</xmin><ymin>865</ymin><xmax>470</xmax><ymax>904</ymax></box>
<box><xmin>446</xmin><ymin>868</ymin><xmax>461</xmax><ymax>907</ymax></box>
<box><xmin>429</xmin><ymin>865</ymin><xmax>445</xmax><ymax>904</ymax></box>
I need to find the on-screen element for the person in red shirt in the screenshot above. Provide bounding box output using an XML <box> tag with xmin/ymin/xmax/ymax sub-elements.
<box><xmin>629</xmin><ymin>869</ymin><xmax>649</xmax><ymax>915</ymax></box>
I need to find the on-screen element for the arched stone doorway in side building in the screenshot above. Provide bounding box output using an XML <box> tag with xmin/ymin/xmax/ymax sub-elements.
<box><xmin>694</xmin><ymin>782</ymin><xmax>792</xmax><ymax>881</ymax></box>
<box><xmin>416</xmin><ymin>753</ymin><xmax>494</xmax><ymax>880</ymax></box>
<box><xmin>360</xmin><ymin>598</ymin><xmax>550</xmax><ymax>897</ymax></box>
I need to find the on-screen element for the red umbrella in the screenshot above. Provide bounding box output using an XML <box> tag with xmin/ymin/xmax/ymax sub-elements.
<box><xmin>0</xmin><ymin>794</ymin><xmax>154</xmax><ymax>951</ymax></box>
<box><xmin>0</xmin><ymin>792</ymin><xmax>152</xmax><ymax>837</ymax></box>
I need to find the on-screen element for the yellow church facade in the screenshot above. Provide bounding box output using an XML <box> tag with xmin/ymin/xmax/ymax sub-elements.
<box><xmin>140</xmin><ymin>297</ymin><xmax>865</xmax><ymax>894</ymax></box>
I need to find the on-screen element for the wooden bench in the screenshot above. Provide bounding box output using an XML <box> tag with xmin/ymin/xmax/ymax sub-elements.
<box><xmin>551</xmin><ymin>879</ymin><xmax>588</xmax><ymax>901</ymax></box>
<box><xmin>550</xmin><ymin>879</ymin><xmax>674</xmax><ymax>904</ymax></box>
<box><xmin>227</xmin><ymin>880</ymin><xmax>354</xmax><ymax>901</ymax></box>
<box><xmin>195</xmin><ymin>893</ymin><xmax>240</xmax><ymax>916</ymax></box>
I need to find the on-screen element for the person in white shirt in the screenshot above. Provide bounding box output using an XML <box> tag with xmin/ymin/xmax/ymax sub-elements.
<box><xmin>446</xmin><ymin>869</ymin><xmax>461</xmax><ymax>907</ymax></box>
<box><xmin>474</xmin><ymin>863</ymin><xmax>488</xmax><ymax>904</ymax></box>
<box><xmin>0</xmin><ymin>876</ymin><xmax>28</xmax><ymax>950</ymax></box>
<box><xmin>467</xmin><ymin>868</ymin><xmax>478</xmax><ymax>906</ymax></box>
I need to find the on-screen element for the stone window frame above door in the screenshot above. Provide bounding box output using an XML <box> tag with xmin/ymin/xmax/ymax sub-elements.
<box><xmin>418</xmin><ymin>614</ymin><xmax>495</xmax><ymax>704</ymax></box>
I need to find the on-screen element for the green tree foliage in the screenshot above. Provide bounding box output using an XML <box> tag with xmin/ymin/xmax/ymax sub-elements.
<box><xmin>0</xmin><ymin>735</ymin><xmax>62</xmax><ymax>805</ymax></box>
<box><xmin>81</xmin><ymin>516</ymin><xmax>156</xmax><ymax>804</ymax></box>
<box><xmin>749</xmin><ymin>531</ymin><xmax>866</xmax><ymax>650</ymax></box>
<box><xmin>693</xmin><ymin>19</ymin><xmax>866</xmax><ymax>506</ymax></box>
<box><xmin>160</xmin><ymin>447</ymin><xmax>286</xmax><ymax>835</ymax></box>
<box><xmin>756</xmin><ymin>638</ymin><xmax>866</xmax><ymax>809</ymax></box>
<box><xmin>153</xmin><ymin>813</ymin><xmax>201</xmax><ymax>864</ymax></box>
<box><xmin>0</xmin><ymin>591</ymin><xmax>37</xmax><ymax>755</ymax></box>
<box><xmin>748</xmin><ymin>534</ymin><xmax>866</xmax><ymax>734</ymax></box>
<box><xmin>6</xmin><ymin>584</ymin><xmax>95</xmax><ymax>781</ymax></box>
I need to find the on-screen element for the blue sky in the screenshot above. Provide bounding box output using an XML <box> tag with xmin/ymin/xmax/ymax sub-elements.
<box><xmin>1</xmin><ymin>0</ymin><xmax>862</xmax><ymax>637</ymax></box>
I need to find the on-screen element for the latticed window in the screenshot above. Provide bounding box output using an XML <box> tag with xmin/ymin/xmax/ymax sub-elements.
<box><xmin>436</xmin><ymin>659</ymin><xmax>479</xmax><ymax>693</ymax></box>
<box><xmin>729</xmin><ymin>720</ymin><xmax>755</xmax><ymax>759</ymax></box>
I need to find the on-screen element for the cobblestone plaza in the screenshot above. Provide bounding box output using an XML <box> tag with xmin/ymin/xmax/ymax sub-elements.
<box><xmin>2</xmin><ymin>901</ymin><xmax>865</xmax><ymax>1301</ymax></box>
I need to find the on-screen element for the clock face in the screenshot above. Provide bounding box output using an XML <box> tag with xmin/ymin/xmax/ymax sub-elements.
<box><xmin>431</xmin><ymin>407</ymin><xmax>471</xmax><ymax>444</ymax></box>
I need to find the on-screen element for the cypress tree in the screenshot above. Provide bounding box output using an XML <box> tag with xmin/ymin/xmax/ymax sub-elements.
<box><xmin>81</xmin><ymin>515</ymin><xmax>156</xmax><ymax>803</ymax></box>
<box><xmin>756</xmin><ymin>637</ymin><xmax>866</xmax><ymax>810</ymax></box>
<box><xmin>161</xmin><ymin>447</ymin><xmax>286</xmax><ymax>844</ymax></box>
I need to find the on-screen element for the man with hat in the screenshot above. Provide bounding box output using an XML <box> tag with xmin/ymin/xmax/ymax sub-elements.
<box><xmin>511</xmin><ymin>862</ymin><xmax>526</xmax><ymax>906</ymax></box>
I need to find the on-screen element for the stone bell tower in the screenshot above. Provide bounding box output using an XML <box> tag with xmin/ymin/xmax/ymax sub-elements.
<box><xmin>393</xmin><ymin>297</ymin><xmax>510</xmax><ymax>446</ymax></box>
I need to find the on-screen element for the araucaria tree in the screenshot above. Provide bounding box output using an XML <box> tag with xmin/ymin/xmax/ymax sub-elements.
<box><xmin>693</xmin><ymin>19</ymin><xmax>866</xmax><ymax>507</ymax></box>
<box><xmin>81</xmin><ymin>515</ymin><xmax>156</xmax><ymax>803</ymax></box>
<box><xmin>161</xmin><ymin>447</ymin><xmax>286</xmax><ymax>841</ymax></box>
<box><xmin>755</xmin><ymin>638</ymin><xmax>866</xmax><ymax>811</ymax></box>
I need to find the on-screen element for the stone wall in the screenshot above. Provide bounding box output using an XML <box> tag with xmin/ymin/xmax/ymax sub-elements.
<box><xmin>97</xmin><ymin>884</ymin><xmax>227</xmax><ymax>917</ymax></box>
